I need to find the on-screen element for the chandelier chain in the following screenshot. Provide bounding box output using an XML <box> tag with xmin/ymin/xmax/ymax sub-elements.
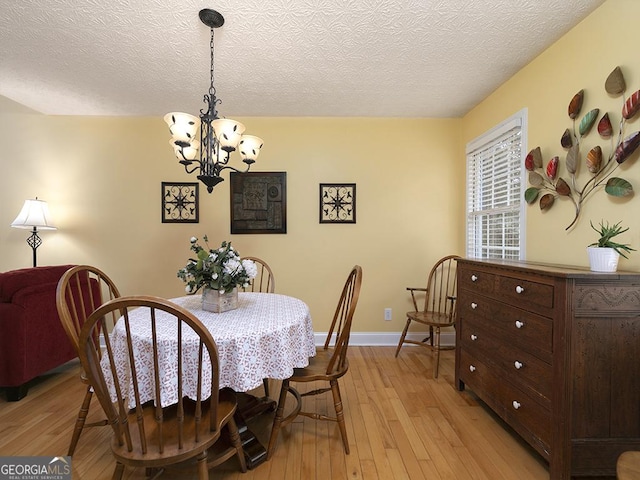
<box><xmin>209</xmin><ymin>27</ymin><xmax>216</xmax><ymax>97</ymax></box>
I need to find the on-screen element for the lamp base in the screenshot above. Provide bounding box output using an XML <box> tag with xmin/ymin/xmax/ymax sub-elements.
<box><xmin>26</xmin><ymin>227</ymin><xmax>42</xmax><ymax>267</ymax></box>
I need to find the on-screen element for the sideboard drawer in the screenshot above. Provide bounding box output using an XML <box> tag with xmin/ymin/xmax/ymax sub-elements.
<box><xmin>458</xmin><ymin>267</ymin><xmax>496</xmax><ymax>295</ymax></box>
<box><xmin>497</xmin><ymin>275</ymin><xmax>554</xmax><ymax>309</ymax></box>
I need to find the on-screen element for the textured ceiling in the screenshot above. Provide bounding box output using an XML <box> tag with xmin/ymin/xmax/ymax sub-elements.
<box><xmin>0</xmin><ymin>0</ymin><xmax>604</xmax><ymax>118</ymax></box>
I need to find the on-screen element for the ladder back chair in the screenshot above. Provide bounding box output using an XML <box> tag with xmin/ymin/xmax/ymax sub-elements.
<box><xmin>55</xmin><ymin>265</ymin><xmax>121</xmax><ymax>456</ymax></box>
<box><xmin>241</xmin><ymin>256</ymin><xmax>275</xmax><ymax>397</ymax></box>
<box><xmin>78</xmin><ymin>295</ymin><xmax>246</xmax><ymax>479</ymax></box>
<box><xmin>395</xmin><ymin>255</ymin><xmax>461</xmax><ymax>378</ymax></box>
<box><xmin>268</xmin><ymin>265</ymin><xmax>363</xmax><ymax>458</ymax></box>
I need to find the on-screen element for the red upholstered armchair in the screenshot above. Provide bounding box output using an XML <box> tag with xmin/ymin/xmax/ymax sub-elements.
<box><xmin>0</xmin><ymin>265</ymin><xmax>77</xmax><ymax>401</ymax></box>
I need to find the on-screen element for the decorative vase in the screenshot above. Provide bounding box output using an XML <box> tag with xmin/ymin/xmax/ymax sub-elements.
<box><xmin>202</xmin><ymin>287</ymin><xmax>238</xmax><ymax>313</ymax></box>
<box><xmin>587</xmin><ymin>246</ymin><xmax>619</xmax><ymax>272</ymax></box>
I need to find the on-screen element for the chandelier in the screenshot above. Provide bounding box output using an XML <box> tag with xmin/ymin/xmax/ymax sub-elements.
<box><xmin>164</xmin><ymin>9</ymin><xmax>263</xmax><ymax>193</ymax></box>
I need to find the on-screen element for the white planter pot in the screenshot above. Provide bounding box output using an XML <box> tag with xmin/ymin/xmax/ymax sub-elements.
<box><xmin>587</xmin><ymin>246</ymin><xmax>619</xmax><ymax>272</ymax></box>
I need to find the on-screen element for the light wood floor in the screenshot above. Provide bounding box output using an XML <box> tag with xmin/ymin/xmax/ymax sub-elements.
<box><xmin>0</xmin><ymin>347</ymin><xmax>553</xmax><ymax>479</ymax></box>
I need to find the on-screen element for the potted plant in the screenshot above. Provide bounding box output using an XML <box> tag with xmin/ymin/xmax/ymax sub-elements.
<box><xmin>587</xmin><ymin>220</ymin><xmax>635</xmax><ymax>272</ymax></box>
<box><xmin>177</xmin><ymin>236</ymin><xmax>258</xmax><ymax>312</ymax></box>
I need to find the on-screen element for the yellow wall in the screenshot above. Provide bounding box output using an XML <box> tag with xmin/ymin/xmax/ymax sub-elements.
<box><xmin>3</xmin><ymin>0</ymin><xmax>639</xmax><ymax>336</ymax></box>
<box><xmin>0</xmin><ymin>113</ymin><xmax>463</xmax><ymax>334</ymax></box>
<box><xmin>462</xmin><ymin>0</ymin><xmax>640</xmax><ymax>269</ymax></box>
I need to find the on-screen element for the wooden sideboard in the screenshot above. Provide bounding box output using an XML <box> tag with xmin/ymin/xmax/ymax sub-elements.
<box><xmin>454</xmin><ymin>258</ymin><xmax>640</xmax><ymax>479</ymax></box>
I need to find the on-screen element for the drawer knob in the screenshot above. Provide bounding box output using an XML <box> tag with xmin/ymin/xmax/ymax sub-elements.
<box><xmin>515</xmin><ymin>320</ymin><xmax>525</xmax><ymax>329</ymax></box>
<box><xmin>514</xmin><ymin>361</ymin><xmax>524</xmax><ymax>369</ymax></box>
<box><xmin>469</xmin><ymin>365</ymin><xmax>476</xmax><ymax>372</ymax></box>
<box><xmin>470</xmin><ymin>334</ymin><xmax>478</xmax><ymax>341</ymax></box>
<box><xmin>471</xmin><ymin>274</ymin><xmax>478</xmax><ymax>282</ymax></box>
<box><xmin>515</xmin><ymin>285</ymin><xmax>525</xmax><ymax>294</ymax></box>
<box><xmin>471</xmin><ymin>302</ymin><xmax>478</xmax><ymax>309</ymax></box>
<box><xmin>512</xmin><ymin>401</ymin><xmax>521</xmax><ymax>410</ymax></box>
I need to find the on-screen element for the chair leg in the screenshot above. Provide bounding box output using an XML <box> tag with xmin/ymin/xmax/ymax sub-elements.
<box><xmin>330</xmin><ymin>379</ymin><xmax>350</xmax><ymax>454</ymax></box>
<box><xmin>68</xmin><ymin>385</ymin><xmax>93</xmax><ymax>455</ymax></box>
<box><xmin>196</xmin><ymin>450</ymin><xmax>208</xmax><ymax>480</ymax></box>
<box><xmin>263</xmin><ymin>378</ymin><xmax>270</xmax><ymax>398</ymax></box>
<box><xmin>434</xmin><ymin>326</ymin><xmax>441</xmax><ymax>378</ymax></box>
<box><xmin>111</xmin><ymin>463</ymin><xmax>125</xmax><ymax>480</ymax></box>
<box><xmin>395</xmin><ymin>318</ymin><xmax>412</xmax><ymax>357</ymax></box>
<box><xmin>267</xmin><ymin>379</ymin><xmax>290</xmax><ymax>459</ymax></box>
<box><xmin>227</xmin><ymin>416</ymin><xmax>247</xmax><ymax>472</ymax></box>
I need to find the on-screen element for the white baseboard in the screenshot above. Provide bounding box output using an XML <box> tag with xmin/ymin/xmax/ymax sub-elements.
<box><xmin>315</xmin><ymin>331</ymin><xmax>456</xmax><ymax>347</ymax></box>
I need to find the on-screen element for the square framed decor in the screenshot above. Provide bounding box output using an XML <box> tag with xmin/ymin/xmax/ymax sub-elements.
<box><xmin>319</xmin><ymin>183</ymin><xmax>356</xmax><ymax>223</ymax></box>
<box><xmin>161</xmin><ymin>182</ymin><xmax>199</xmax><ymax>223</ymax></box>
<box><xmin>230</xmin><ymin>172</ymin><xmax>287</xmax><ymax>234</ymax></box>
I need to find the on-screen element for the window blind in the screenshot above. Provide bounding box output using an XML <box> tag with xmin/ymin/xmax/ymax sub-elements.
<box><xmin>466</xmin><ymin>111</ymin><xmax>526</xmax><ymax>260</ymax></box>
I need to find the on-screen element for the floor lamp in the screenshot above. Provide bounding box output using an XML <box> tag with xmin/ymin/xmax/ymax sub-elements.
<box><xmin>11</xmin><ymin>198</ymin><xmax>57</xmax><ymax>267</ymax></box>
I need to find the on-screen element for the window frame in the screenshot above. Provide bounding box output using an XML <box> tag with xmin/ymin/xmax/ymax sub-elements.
<box><xmin>465</xmin><ymin>109</ymin><xmax>527</xmax><ymax>260</ymax></box>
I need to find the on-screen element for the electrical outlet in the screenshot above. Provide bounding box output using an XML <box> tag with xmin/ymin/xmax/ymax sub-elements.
<box><xmin>384</xmin><ymin>308</ymin><xmax>392</xmax><ymax>321</ymax></box>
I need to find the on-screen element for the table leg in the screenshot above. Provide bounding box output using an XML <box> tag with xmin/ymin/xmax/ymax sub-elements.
<box><xmin>234</xmin><ymin>392</ymin><xmax>276</xmax><ymax>469</ymax></box>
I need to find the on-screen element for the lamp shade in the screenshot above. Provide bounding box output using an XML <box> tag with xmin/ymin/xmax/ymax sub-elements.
<box><xmin>170</xmin><ymin>138</ymin><xmax>200</xmax><ymax>161</ymax></box>
<box><xmin>11</xmin><ymin>199</ymin><xmax>56</xmax><ymax>230</ymax></box>
<box><xmin>212</xmin><ymin>119</ymin><xmax>245</xmax><ymax>152</ymax></box>
<box><xmin>238</xmin><ymin>135</ymin><xmax>264</xmax><ymax>163</ymax></box>
<box><xmin>164</xmin><ymin>112</ymin><xmax>201</xmax><ymax>142</ymax></box>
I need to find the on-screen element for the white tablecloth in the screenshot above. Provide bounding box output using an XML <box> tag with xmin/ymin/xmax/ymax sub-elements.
<box><xmin>104</xmin><ymin>292</ymin><xmax>315</xmax><ymax>407</ymax></box>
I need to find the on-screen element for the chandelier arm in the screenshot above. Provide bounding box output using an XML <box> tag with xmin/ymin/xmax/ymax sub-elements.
<box><xmin>218</xmin><ymin>164</ymin><xmax>252</xmax><ymax>175</ymax></box>
<box><xmin>183</xmin><ymin>163</ymin><xmax>202</xmax><ymax>175</ymax></box>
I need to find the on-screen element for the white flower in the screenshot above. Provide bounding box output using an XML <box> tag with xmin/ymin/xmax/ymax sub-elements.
<box><xmin>242</xmin><ymin>259</ymin><xmax>258</xmax><ymax>279</ymax></box>
<box><xmin>212</xmin><ymin>273</ymin><xmax>219</xmax><ymax>280</ymax></box>
<box><xmin>190</xmin><ymin>237</ymin><xmax>197</xmax><ymax>243</ymax></box>
<box><xmin>224</xmin><ymin>258</ymin><xmax>241</xmax><ymax>275</ymax></box>
<box><xmin>185</xmin><ymin>285</ymin><xmax>193</xmax><ymax>293</ymax></box>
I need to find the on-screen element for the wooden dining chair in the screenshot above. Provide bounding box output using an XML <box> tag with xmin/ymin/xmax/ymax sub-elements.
<box><xmin>241</xmin><ymin>256</ymin><xmax>275</xmax><ymax>398</ymax></box>
<box><xmin>395</xmin><ymin>254</ymin><xmax>460</xmax><ymax>378</ymax></box>
<box><xmin>78</xmin><ymin>295</ymin><xmax>246</xmax><ymax>479</ymax></box>
<box><xmin>267</xmin><ymin>265</ymin><xmax>363</xmax><ymax>458</ymax></box>
<box><xmin>241</xmin><ymin>256</ymin><xmax>275</xmax><ymax>293</ymax></box>
<box><xmin>55</xmin><ymin>265</ymin><xmax>121</xmax><ymax>456</ymax></box>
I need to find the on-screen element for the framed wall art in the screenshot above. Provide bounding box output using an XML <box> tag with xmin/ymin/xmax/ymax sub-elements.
<box><xmin>161</xmin><ymin>182</ymin><xmax>199</xmax><ymax>223</ymax></box>
<box><xmin>230</xmin><ymin>172</ymin><xmax>287</xmax><ymax>234</ymax></box>
<box><xmin>319</xmin><ymin>183</ymin><xmax>356</xmax><ymax>223</ymax></box>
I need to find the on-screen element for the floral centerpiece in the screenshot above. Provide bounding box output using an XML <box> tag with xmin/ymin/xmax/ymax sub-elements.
<box><xmin>177</xmin><ymin>236</ymin><xmax>257</xmax><ymax>312</ymax></box>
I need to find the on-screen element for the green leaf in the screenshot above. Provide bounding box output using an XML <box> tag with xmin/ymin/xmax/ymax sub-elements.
<box><xmin>524</xmin><ymin>187</ymin><xmax>540</xmax><ymax>204</ymax></box>
<box><xmin>605</xmin><ymin>177</ymin><xmax>633</xmax><ymax>197</ymax></box>
<box><xmin>579</xmin><ymin>108</ymin><xmax>599</xmax><ymax>136</ymax></box>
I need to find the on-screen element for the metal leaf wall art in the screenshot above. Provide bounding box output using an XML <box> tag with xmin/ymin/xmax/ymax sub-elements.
<box><xmin>524</xmin><ymin>66</ymin><xmax>640</xmax><ymax>230</ymax></box>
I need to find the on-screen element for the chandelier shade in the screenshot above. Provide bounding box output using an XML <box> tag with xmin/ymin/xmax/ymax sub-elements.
<box><xmin>165</xmin><ymin>8</ymin><xmax>263</xmax><ymax>193</ymax></box>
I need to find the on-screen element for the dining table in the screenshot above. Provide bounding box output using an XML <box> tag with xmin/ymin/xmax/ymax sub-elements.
<box><xmin>103</xmin><ymin>291</ymin><xmax>316</xmax><ymax>468</ymax></box>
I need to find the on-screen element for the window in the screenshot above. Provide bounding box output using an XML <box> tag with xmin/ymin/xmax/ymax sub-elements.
<box><xmin>466</xmin><ymin>109</ymin><xmax>527</xmax><ymax>260</ymax></box>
